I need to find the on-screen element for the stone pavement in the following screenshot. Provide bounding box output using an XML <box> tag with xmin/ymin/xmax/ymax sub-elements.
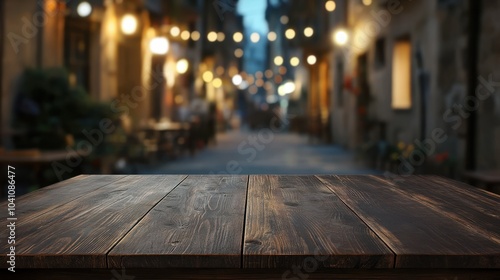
<box><xmin>138</xmin><ymin>129</ymin><xmax>380</xmax><ymax>175</ymax></box>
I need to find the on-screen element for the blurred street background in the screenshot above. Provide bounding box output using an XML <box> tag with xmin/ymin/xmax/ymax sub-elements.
<box><xmin>0</xmin><ymin>0</ymin><xmax>499</xmax><ymax>196</ymax></box>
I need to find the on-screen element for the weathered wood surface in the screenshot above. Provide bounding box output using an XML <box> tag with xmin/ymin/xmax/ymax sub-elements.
<box><xmin>376</xmin><ymin>175</ymin><xmax>500</xmax><ymax>241</ymax></box>
<box><xmin>108</xmin><ymin>175</ymin><xmax>248</xmax><ymax>268</ymax></box>
<box><xmin>316</xmin><ymin>175</ymin><xmax>500</xmax><ymax>268</ymax></box>
<box><xmin>243</xmin><ymin>175</ymin><xmax>394</xmax><ymax>269</ymax></box>
<box><xmin>1</xmin><ymin>174</ymin><xmax>499</xmax><ymax>276</ymax></box>
<box><xmin>0</xmin><ymin>175</ymin><xmax>126</xmax><ymax>221</ymax></box>
<box><xmin>1</xmin><ymin>175</ymin><xmax>186</xmax><ymax>268</ymax></box>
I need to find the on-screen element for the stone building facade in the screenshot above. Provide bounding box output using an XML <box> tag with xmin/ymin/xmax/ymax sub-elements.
<box><xmin>326</xmin><ymin>0</ymin><xmax>499</xmax><ymax>176</ymax></box>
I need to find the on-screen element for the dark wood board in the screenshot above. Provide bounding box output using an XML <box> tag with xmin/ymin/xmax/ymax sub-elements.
<box><xmin>0</xmin><ymin>175</ymin><xmax>186</xmax><ymax>269</ymax></box>
<box><xmin>108</xmin><ymin>175</ymin><xmax>248</xmax><ymax>268</ymax></box>
<box><xmin>243</xmin><ymin>175</ymin><xmax>394</xmax><ymax>269</ymax></box>
<box><xmin>372</xmin><ymin>175</ymin><xmax>500</xmax><ymax>242</ymax></box>
<box><xmin>0</xmin><ymin>175</ymin><xmax>127</xmax><ymax>220</ymax></box>
<box><xmin>316</xmin><ymin>175</ymin><xmax>500</xmax><ymax>268</ymax></box>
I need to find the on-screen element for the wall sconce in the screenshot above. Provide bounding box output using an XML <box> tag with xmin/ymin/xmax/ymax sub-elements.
<box><xmin>149</xmin><ymin>37</ymin><xmax>169</xmax><ymax>55</ymax></box>
<box><xmin>77</xmin><ymin>1</ymin><xmax>92</xmax><ymax>17</ymax></box>
<box><xmin>121</xmin><ymin>14</ymin><xmax>138</xmax><ymax>35</ymax></box>
<box><xmin>333</xmin><ymin>29</ymin><xmax>349</xmax><ymax>46</ymax></box>
<box><xmin>176</xmin><ymin>59</ymin><xmax>189</xmax><ymax>74</ymax></box>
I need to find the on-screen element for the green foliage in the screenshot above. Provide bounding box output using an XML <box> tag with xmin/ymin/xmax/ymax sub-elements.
<box><xmin>13</xmin><ymin>68</ymin><xmax>117</xmax><ymax>151</ymax></box>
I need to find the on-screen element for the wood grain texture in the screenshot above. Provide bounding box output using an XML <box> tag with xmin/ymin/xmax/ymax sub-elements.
<box><xmin>372</xmin><ymin>175</ymin><xmax>500</xmax><ymax>242</ymax></box>
<box><xmin>108</xmin><ymin>175</ymin><xmax>248</xmax><ymax>268</ymax></box>
<box><xmin>243</xmin><ymin>175</ymin><xmax>394</xmax><ymax>269</ymax></box>
<box><xmin>0</xmin><ymin>175</ymin><xmax>186</xmax><ymax>269</ymax></box>
<box><xmin>0</xmin><ymin>175</ymin><xmax>126</xmax><ymax>221</ymax></box>
<box><xmin>316</xmin><ymin>175</ymin><xmax>500</xmax><ymax>269</ymax></box>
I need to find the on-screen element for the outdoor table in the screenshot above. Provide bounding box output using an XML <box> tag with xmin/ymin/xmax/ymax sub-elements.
<box><xmin>140</xmin><ymin>122</ymin><xmax>191</xmax><ymax>159</ymax></box>
<box><xmin>1</xmin><ymin>175</ymin><xmax>499</xmax><ymax>279</ymax></box>
<box><xmin>0</xmin><ymin>150</ymin><xmax>82</xmax><ymax>195</ymax></box>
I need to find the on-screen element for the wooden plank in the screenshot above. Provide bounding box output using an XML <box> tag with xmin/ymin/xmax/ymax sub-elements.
<box><xmin>316</xmin><ymin>175</ymin><xmax>500</xmax><ymax>268</ymax></box>
<box><xmin>0</xmin><ymin>175</ymin><xmax>126</xmax><ymax>221</ymax></box>
<box><xmin>427</xmin><ymin>175</ymin><xmax>500</xmax><ymax>202</ymax></box>
<box><xmin>108</xmin><ymin>175</ymin><xmax>248</xmax><ymax>268</ymax></box>
<box><xmin>243</xmin><ymin>175</ymin><xmax>394</xmax><ymax>269</ymax></box>
<box><xmin>372</xmin><ymin>175</ymin><xmax>500</xmax><ymax>242</ymax></box>
<box><xmin>0</xmin><ymin>175</ymin><xmax>186</xmax><ymax>269</ymax></box>
<box><xmin>3</xmin><ymin>268</ymin><xmax>500</xmax><ymax>280</ymax></box>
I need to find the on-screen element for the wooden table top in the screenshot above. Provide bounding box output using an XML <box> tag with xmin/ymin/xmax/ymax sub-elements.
<box><xmin>1</xmin><ymin>175</ymin><xmax>499</xmax><ymax>273</ymax></box>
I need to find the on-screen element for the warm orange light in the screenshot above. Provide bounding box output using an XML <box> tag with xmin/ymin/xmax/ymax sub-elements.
<box><xmin>274</xmin><ymin>56</ymin><xmax>284</xmax><ymax>66</ymax></box>
<box><xmin>304</xmin><ymin>27</ymin><xmax>314</xmax><ymax>37</ymax></box>
<box><xmin>268</xmin><ymin>32</ymin><xmax>277</xmax><ymax>41</ymax></box>
<box><xmin>307</xmin><ymin>55</ymin><xmax>317</xmax><ymax>65</ymax></box>
<box><xmin>250</xmin><ymin>32</ymin><xmax>260</xmax><ymax>43</ymax></box>
<box><xmin>233</xmin><ymin>32</ymin><xmax>243</xmax><ymax>43</ymax></box>
<box><xmin>325</xmin><ymin>0</ymin><xmax>336</xmax><ymax>12</ymax></box>
<box><xmin>207</xmin><ymin>31</ymin><xmax>217</xmax><ymax>42</ymax></box>
<box><xmin>392</xmin><ymin>40</ymin><xmax>412</xmax><ymax>109</ymax></box>
<box><xmin>285</xmin><ymin>29</ymin><xmax>296</xmax><ymax>40</ymax></box>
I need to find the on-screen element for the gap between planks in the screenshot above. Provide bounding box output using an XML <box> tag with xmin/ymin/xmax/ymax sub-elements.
<box><xmin>104</xmin><ymin>175</ymin><xmax>189</xmax><ymax>268</ymax></box>
<box><xmin>239</xmin><ymin>175</ymin><xmax>251</xmax><ymax>269</ymax></box>
<box><xmin>314</xmin><ymin>175</ymin><xmax>399</xmax><ymax>269</ymax></box>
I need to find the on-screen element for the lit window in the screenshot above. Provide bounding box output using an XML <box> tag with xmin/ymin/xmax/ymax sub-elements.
<box><xmin>392</xmin><ymin>39</ymin><xmax>412</xmax><ymax>109</ymax></box>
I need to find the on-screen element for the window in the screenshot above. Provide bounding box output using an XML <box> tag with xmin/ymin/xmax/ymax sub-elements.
<box><xmin>391</xmin><ymin>39</ymin><xmax>412</xmax><ymax>109</ymax></box>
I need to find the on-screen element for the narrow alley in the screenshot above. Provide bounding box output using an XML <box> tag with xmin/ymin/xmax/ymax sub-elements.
<box><xmin>140</xmin><ymin>130</ymin><xmax>378</xmax><ymax>175</ymax></box>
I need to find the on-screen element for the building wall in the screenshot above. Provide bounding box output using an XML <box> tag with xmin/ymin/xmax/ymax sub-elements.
<box><xmin>330</xmin><ymin>0</ymin><xmax>499</xmax><ymax>173</ymax></box>
<box><xmin>477</xmin><ymin>0</ymin><xmax>500</xmax><ymax>171</ymax></box>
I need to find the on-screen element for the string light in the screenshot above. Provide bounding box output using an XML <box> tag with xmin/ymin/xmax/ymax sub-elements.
<box><xmin>304</xmin><ymin>27</ymin><xmax>314</xmax><ymax>37</ymax></box>
<box><xmin>290</xmin><ymin>57</ymin><xmax>300</xmax><ymax>67</ymax></box>
<box><xmin>307</xmin><ymin>55</ymin><xmax>317</xmax><ymax>65</ymax></box>
<box><xmin>250</xmin><ymin>32</ymin><xmax>260</xmax><ymax>43</ymax></box>
<box><xmin>280</xmin><ymin>15</ymin><xmax>289</xmax><ymax>24</ymax></box>
<box><xmin>325</xmin><ymin>0</ymin><xmax>336</xmax><ymax>12</ymax></box>
<box><xmin>180</xmin><ymin>30</ymin><xmax>190</xmax><ymax>40</ymax></box>
<box><xmin>217</xmin><ymin>32</ymin><xmax>225</xmax><ymax>42</ymax></box>
<box><xmin>212</xmin><ymin>78</ymin><xmax>222</xmax><ymax>88</ymax></box>
<box><xmin>207</xmin><ymin>31</ymin><xmax>217</xmax><ymax>42</ymax></box>
<box><xmin>285</xmin><ymin>29</ymin><xmax>296</xmax><ymax>40</ymax></box>
<box><xmin>202</xmin><ymin>71</ymin><xmax>214</xmax><ymax>83</ymax></box>
<box><xmin>268</xmin><ymin>31</ymin><xmax>277</xmax><ymax>42</ymax></box>
<box><xmin>233</xmin><ymin>32</ymin><xmax>243</xmax><ymax>43</ymax></box>
<box><xmin>170</xmin><ymin>26</ymin><xmax>180</xmax><ymax>37</ymax></box>
<box><xmin>234</xmin><ymin>48</ymin><xmax>244</xmax><ymax>58</ymax></box>
<box><xmin>274</xmin><ymin>56</ymin><xmax>284</xmax><ymax>66</ymax></box>
<box><xmin>191</xmin><ymin>31</ymin><xmax>201</xmax><ymax>41</ymax></box>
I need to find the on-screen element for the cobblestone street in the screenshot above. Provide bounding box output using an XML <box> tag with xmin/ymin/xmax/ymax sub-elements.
<box><xmin>140</xmin><ymin>130</ymin><xmax>379</xmax><ymax>175</ymax></box>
